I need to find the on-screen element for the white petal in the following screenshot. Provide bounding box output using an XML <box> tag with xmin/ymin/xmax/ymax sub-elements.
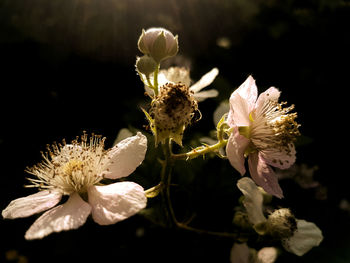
<box><xmin>88</xmin><ymin>182</ymin><xmax>147</xmax><ymax>225</ymax></box>
<box><xmin>257</xmin><ymin>247</ymin><xmax>278</xmax><ymax>263</ymax></box>
<box><xmin>248</xmin><ymin>152</ymin><xmax>284</xmax><ymax>199</ymax></box>
<box><xmin>113</xmin><ymin>128</ymin><xmax>133</xmax><ymax>146</ymax></box>
<box><xmin>25</xmin><ymin>193</ymin><xmax>91</xmax><ymax>240</ymax></box>
<box><xmin>213</xmin><ymin>100</ymin><xmax>230</xmax><ymax>125</ymax></box>
<box><xmin>193</xmin><ymin>89</ymin><xmax>219</xmax><ymax>102</ymax></box>
<box><xmin>228</xmin><ymin>76</ymin><xmax>257</xmax><ymax>127</ymax></box>
<box><xmin>226</xmin><ymin>130</ymin><xmax>250</xmax><ymax>175</ymax></box>
<box><xmin>260</xmin><ymin>145</ymin><xmax>296</xmax><ymax>169</ymax></box>
<box><xmin>255</xmin><ymin>87</ymin><xmax>280</xmax><ymax>117</ymax></box>
<box><xmin>237</xmin><ymin>177</ymin><xmax>266</xmax><ymax>225</ymax></box>
<box><xmin>190</xmin><ymin>68</ymin><xmax>219</xmax><ymax>93</ymax></box>
<box><xmin>104</xmin><ymin>132</ymin><xmax>147</xmax><ymax>179</ymax></box>
<box><xmin>230</xmin><ymin>243</ymin><xmax>250</xmax><ymax>263</ymax></box>
<box><xmin>282</xmin><ymin>219</ymin><xmax>323</xmax><ymax>256</ymax></box>
<box><xmin>2</xmin><ymin>190</ymin><xmax>62</xmax><ymax>219</ymax></box>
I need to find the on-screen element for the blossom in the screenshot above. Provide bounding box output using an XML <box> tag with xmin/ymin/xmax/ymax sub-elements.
<box><xmin>226</xmin><ymin>76</ymin><xmax>300</xmax><ymax>198</ymax></box>
<box><xmin>145</xmin><ymin>67</ymin><xmax>219</xmax><ymax>102</ymax></box>
<box><xmin>2</xmin><ymin>132</ymin><xmax>148</xmax><ymax>240</ymax></box>
<box><xmin>237</xmin><ymin>177</ymin><xmax>323</xmax><ymax>256</ymax></box>
<box><xmin>230</xmin><ymin>243</ymin><xmax>278</xmax><ymax>263</ymax></box>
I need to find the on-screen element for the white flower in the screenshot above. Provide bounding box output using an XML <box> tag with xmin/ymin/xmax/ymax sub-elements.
<box><xmin>230</xmin><ymin>243</ymin><xmax>278</xmax><ymax>263</ymax></box>
<box><xmin>236</xmin><ymin>177</ymin><xmax>323</xmax><ymax>256</ymax></box>
<box><xmin>145</xmin><ymin>67</ymin><xmax>219</xmax><ymax>102</ymax></box>
<box><xmin>2</xmin><ymin>132</ymin><xmax>148</xmax><ymax>240</ymax></box>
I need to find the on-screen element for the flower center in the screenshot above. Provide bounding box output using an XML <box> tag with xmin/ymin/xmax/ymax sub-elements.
<box><xmin>26</xmin><ymin>133</ymin><xmax>107</xmax><ymax>195</ymax></box>
<box><xmin>249</xmin><ymin>100</ymin><xmax>300</xmax><ymax>153</ymax></box>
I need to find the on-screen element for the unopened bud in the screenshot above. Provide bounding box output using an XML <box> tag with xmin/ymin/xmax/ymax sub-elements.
<box><xmin>136</xmin><ymin>55</ymin><xmax>157</xmax><ymax>76</ymax></box>
<box><xmin>138</xmin><ymin>28</ymin><xmax>178</xmax><ymax>63</ymax></box>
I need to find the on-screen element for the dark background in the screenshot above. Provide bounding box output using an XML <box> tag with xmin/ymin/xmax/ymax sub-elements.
<box><xmin>0</xmin><ymin>0</ymin><xmax>349</xmax><ymax>262</ymax></box>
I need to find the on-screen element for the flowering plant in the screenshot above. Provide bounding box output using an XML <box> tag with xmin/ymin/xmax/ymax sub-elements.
<box><xmin>2</xmin><ymin>27</ymin><xmax>323</xmax><ymax>261</ymax></box>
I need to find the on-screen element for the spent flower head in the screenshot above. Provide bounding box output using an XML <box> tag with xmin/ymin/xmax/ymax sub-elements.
<box><xmin>226</xmin><ymin>76</ymin><xmax>300</xmax><ymax>198</ymax></box>
<box><xmin>2</xmin><ymin>132</ymin><xmax>148</xmax><ymax>239</ymax></box>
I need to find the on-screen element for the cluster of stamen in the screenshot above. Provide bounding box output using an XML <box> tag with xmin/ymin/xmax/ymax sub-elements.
<box><xmin>26</xmin><ymin>133</ymin><xmax>109</xmax><ymax>195</ymax></box>
<box><xmin>250</xmin><ymin>100</ymin><xmax>300</xmax><ymax>154</ymax></box>
<box><xmin>150</xmin><ymin>83</ymin><xmax>199</xmax><ymax>134</ymax></box>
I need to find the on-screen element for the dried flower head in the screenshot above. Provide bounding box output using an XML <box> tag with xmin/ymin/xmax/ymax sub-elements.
<box><xmin>149</xmin><ymin>82</ymin><xmax>199</xmax><ymax>145</ymax></box>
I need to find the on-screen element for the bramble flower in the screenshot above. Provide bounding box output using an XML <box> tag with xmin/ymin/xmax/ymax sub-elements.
<box><xmin>145</xmin><ymin>67</ymin><xmax>219</xmax><ymax>102</ymax></box>
<box><xmin>226</xmin><ymin>76</ymin><xmax>300</xmax><ymax>198</ymax></box>
<box><xmin>230</xmin><ymin>243</ymin><xmax>278</xmax><ymax>263</ymax></box>
<box><xmin>138</xmin><ymin>27</ymin><xmax>178</xmax><ymax>63</ymax></box>
<box><xmin>2</xmin><ymin>132</ymin><xmax>148</xmax><ymax>240</ymax></box>
<box><xmin>237</xmin><ymin>177</ymin><xmax>323</xmax><ymax>256</ymax></box>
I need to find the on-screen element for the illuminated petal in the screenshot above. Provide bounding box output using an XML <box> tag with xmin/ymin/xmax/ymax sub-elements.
<box><xmin>282</xmin><ymin>219</ymin><xmax>323</xmax><ymax>256</ymax></box>
<box><xmin>248</xmin><ymin>152</ymin><xmax>283</xmax><ymax>198</ymax></box>
<box><xmin>88</xmin><ymin>182</ymin><xmax>147</xmax><ymax>225</ymax></box>
<box><xmin>25</xmin><ymin>193</ymin><xmax>91</xmax><ymax>240</ymax></box>
<box><xmin>228</xmin><ymin>76</ymin><xmax>257</xmax><ymax>127</ymax></box>
<box><xmin>2</xmin><ymin>190</ymin><xmax>62</xmax><ymax>219</ymax></box>
<box><xmin>255</xmin><ymin>87</ymin><xmax>280</xmax><ymax>117</ymax></box>
<box><xmin>190</xmin><ymin>68</ymin><xmax>219</xmax><ymax>93</ymax></box>
<box><xmin>193</xmin><ymin>89</ymin><xmax>219</xmax><ymax>102</ymax></box>
<box><xmin>104</xmin><ymin>132</ymin><xmax>147</xmax><ymax>179</ymax></box>
<box><xmin>260</xmin><ymin>145</ymin><xmax>296</xmax><ymax>169</ymax></box>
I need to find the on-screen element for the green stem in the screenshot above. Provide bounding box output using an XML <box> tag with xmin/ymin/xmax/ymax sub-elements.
<box><xmin>153</xmin><ymin>64</ymin><xmax>160</xmax><ymax>96</ymax></box>
<box><xmin>171</xmin><ymin>139</ymin><xmax>227</xmax><ymax>161</ymax></box>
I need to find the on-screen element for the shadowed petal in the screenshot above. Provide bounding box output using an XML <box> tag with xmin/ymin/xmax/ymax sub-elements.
<box><xmin>25</xmin><ymin>193</ymin><xmax>91</xmax><ymax>240</ymax></box>
<box><xmin>104</xmin><ymin>132</ymin><xmax>147</xmax><ymax>179</ymax></box>
<box><xmin>226</xmin><ymin>130</ymin><xmax>250</xmax><ymax>175</ymax></box>
<box><xmin>248</xmin><ymin>152</ymin><xmax>283</xmax><ymax>198</ymax></box>
<box><xmin>237</xmin><ymin>177</ymin><xmax>266</xmax><ymax>225</ymax></box>
<box><xmin>88</xmin><ymin>182</ymin><xmax>147</xmax><ymax>225</ymax></box>
<box><xmin>2</xmin><ymin>190</ymin><xmax>62</xmax><ymax>219</ymax></box>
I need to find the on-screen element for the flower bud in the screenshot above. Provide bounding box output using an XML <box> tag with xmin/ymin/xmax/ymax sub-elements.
<box><xmin>138</xmin><ymin>28</ymin><xmax>178</xmax><ymax>63</ymax></box>
<box><xmin>265</xmin><ymin>208</ymin><xmax>297</xmax><ymax>239</ymax></box>
<box><xmin>136</xmin><ymin>55</ymin><xmax>157</xmax><ymax>76</ymax></box>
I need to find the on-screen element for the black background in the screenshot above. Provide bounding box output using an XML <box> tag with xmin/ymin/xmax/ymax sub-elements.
<box><xmin>0</xmin><ymin>0</ymin><xmax>349</xmax><ymax>262</ymax></box>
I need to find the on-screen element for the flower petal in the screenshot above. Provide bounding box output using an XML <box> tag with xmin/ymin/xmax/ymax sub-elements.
<box><xmin>193</xmin><ymin>89</ymin><xmax>219</xmax><ymax>102</ymax></box>
<box><xmin>190</xmin><ymin>68</ymin><xmax>219</xmax><ymax>93</ymax></box>
<box><xmin>282</xmin><ymin>219</ymin><xmax>323</xmax><ymax>256</ymax></box>
<box><xmin>227</xmin><ymin>76</ymin><xmax>258</xmax><ymax>127</ymax></box>
<box><xmin>226</xmin><ymin>130</ymin><xmax>250</xmax><ymax>175</ymax></box>
<box><xmin>25</xmin><ymin>193</ymin><xmax>91</xmax><ymax>240</ymax></box>
<box><xmin>230</xmin><ymin>243</ymin><xmax>250</xmax><ymax>263</ymax></box>
<box><xmin>88</xmin><ymin>182</ymin><xmax>147</xmax><ymax>225</ymax></box>
<box><xmin>237</xmin><ymin>177</ymin><xmax>266</xmax><ymax>225</ymax></box>
<box><xmin>260</xmin><ymin>145</ymin><xmax>296</xmax><ymax>169</ymax></box>
<box><xmin>2</xmin><ymin>190</ymin><xmax>62</xmax><ymax>219</ymax></box>
<box><xmin>257</xmin><ymin>247</ymin><xmax>278</xmax><ymax>263</ymax></box>
<box><xmin>248</xmin><ymin>152</ymin><xmax>283</xmax><ymax>198</ymax></box>
<box><xmin>255</xmin><ymin>87</ymin><xmax>280</xmax><ymax>117</ymax></box>
<box><xmin>104</xmin><ymin>132</ymin><xmax>147</xmax><ymax>179</ymax></box>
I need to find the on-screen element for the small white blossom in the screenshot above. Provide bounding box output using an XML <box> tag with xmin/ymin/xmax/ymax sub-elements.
<box><xmin>2</xmin><ymin>132</ymin><xmax>148</xmax><ymax>239</ymax></box>
<box><xmin>145</xmin><ymin>67</ymin><xmax>219</xmax><ymax>102</ymax></box>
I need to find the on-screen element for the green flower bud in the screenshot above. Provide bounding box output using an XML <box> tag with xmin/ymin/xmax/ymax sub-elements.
<box><xmin>138</xmin><ymin>28</ymin><xmax>178</xmax><ymax>63</ymax></box>
<box><xmin>136</xmin><ymin>55</ymin><xmax>157</xmax><ymax>76</ymax></box>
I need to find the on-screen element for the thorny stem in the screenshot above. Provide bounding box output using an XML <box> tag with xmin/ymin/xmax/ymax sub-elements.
<box><xmin>170</xmin><ymin>139</ymin><xmax>228</xmax><ymax>161</ymax></box>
